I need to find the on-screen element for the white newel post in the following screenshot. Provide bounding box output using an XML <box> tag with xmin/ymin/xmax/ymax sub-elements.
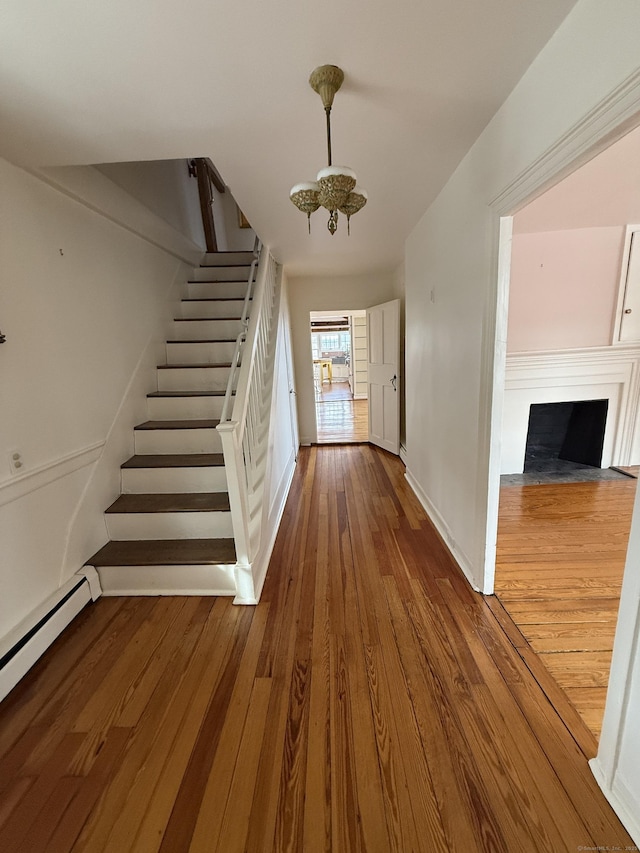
<box><xmin>216</xmin><ymin>420</ymin><xmax>256</xmax><ymax>603</ymax></box>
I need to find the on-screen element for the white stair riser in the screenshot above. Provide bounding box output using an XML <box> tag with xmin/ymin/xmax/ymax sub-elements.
<box><xmin>188</xmin><ymin>281</ymin><xmax>248</xmax><ymax>299</ymax></box>
<box><xmin>134</xmin><ymin>428</ymin><xmax>223</xmax><ymax>454</ymax></box>
<box><xmin>105</xmin><ymin>510</ymin><xmax>233</xmax><ymax>540</ymax></box>
<box><xmin>169</xmin><ymin>320</ymin><xmax>244</xmax><ymax>340</ymax></box>
<box><xmin>146</xmin><ymin>396</ymin><xmax>225</xmax><ymax>420</ymax></box>
<box><xmin>191</xmin><ymin>266</ymin><xmax>254</xmax><ymax>282</ymax></box>
<box><xmin>121</xmin><ymin>466</ymin><xmax>227</xmax><ymax>494</ymax></box>
<box><xmin>201</xmin><ymin>251</ymin><xmax>255</xmax><ymax>266</ymax></box>
<box><xmin>157</xmin><ymin>367</ymin><xmax>230</xmax><ymax>392</ymax></box>
<box><xmin>97</xmin><ymin>563</ymin><xmax>236</xmax><ymax>596</ymax></box>
<box><xmin>166</xmin><ymin>341</ymin><xmax>236</xmax><ymax>364</ymax></box>
<box><xmin>180</xmin><ymin>300</ymin><xmax>244</xmax><ymax>319</ymax></box>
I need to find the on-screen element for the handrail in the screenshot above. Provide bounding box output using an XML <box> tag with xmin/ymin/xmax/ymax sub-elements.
<box><xmin>219</xmin><ymin>238</ymin><xmax>261</xmax><ymax>424</ymax></box>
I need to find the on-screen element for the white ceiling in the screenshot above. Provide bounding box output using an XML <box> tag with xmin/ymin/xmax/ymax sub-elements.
<box><xmin>0</xmin><ymin>0</ymin><xmax>577</xmax><ymax>276</ymax></box>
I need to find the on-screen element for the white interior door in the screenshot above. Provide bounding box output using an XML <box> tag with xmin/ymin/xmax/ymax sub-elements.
<box><xmin>367</xmin><ymin>299</ymin><xmax>400</xmax><ymax>454</ymax></box>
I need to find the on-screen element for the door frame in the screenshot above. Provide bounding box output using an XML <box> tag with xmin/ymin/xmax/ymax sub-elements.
<box><xmin>309</xmin><ymin>308</ymin><xmax>367</xmax><ymax>442</ymax></box>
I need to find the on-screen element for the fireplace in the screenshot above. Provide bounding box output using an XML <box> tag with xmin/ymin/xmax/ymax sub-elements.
<box><xmin>524</xmin><ymin>399</ymin><xmax>609</xmax><ymax>472</ymax></box>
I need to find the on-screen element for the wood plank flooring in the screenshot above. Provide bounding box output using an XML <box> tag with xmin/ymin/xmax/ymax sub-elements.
<box><xmin>316</xmin><ymin>380</ymin><xmax>368</xmax><ymax>443</ymax></box>
<box><xmin>495</xmin><ymin>477</ymin><xmax>637</xmax><ymax>739</ymax></box>
<box><xmin>0</xmin><ymin>446</ymin><xmax>634</xmax><ymax>851</ymax></box>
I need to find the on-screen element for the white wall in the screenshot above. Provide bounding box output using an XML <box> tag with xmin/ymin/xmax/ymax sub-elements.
<box><xmin>95</xmin><ymin>158</ymin><xmax>256</xmax><ymax>254</ymax></box>
<box><xmin>219</xmin><ymin>191</ymin><xmax>256</xmax><ymax>252</ymax></box>
<box><xmin>0</xmin><ymin>156</ymin><xmax>201</xmax><ymax>643</ymax></box>
<box><xmin>96</xmin><ymin>159</ymin><xmax>206</xmax><ymax>249</ymax></box>
<box><xmin>287</xmin><ymin>272</ymin><xmax>396</xmax><ymax>444</ymax></box>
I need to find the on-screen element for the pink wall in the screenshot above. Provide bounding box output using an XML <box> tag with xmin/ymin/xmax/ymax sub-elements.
<box><xmin>508</xmin><ymin>124</ymin><xmax>640</xmax><ymax>353</ymax></box>
<box><xmin>507</xmin><ymin>226</ymin><xmax>624</xmax><ymax>352</ymax></box>
<box><xmin>514</xmin><ymin>124</ymin><xmax>640</xmax><ymax>233</ymax></box>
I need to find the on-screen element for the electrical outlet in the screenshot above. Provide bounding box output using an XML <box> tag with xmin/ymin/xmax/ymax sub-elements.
<box><xmin>9</xmin><ymin>450</ymin><xmax>24</xmax><ymax>474</ymax></box>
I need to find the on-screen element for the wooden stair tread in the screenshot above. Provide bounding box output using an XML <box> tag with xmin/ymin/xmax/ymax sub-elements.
<box><xmin>134</xmin><ymin>419</ymin><xmax>220</xmax><ymax>430</ymax></box>
<box><xmin>105</xmin><ymin>493</ymin><xmax>230</xmax><ymax>513</ymax></box>
<box><xmin>147</xmin><ymin>391</ymin><xmax>228</xmax><ymax>398</ymax></box>
<box><xmin>122</xmin><ymin>453</ymin><xmax>225</xmax><ymax>468</ymax></box>
<box><xmin>181</xmin><ymin>297</ymin><xmax>245</xmax><ymax>303</ymax></box>
<box><xmin>166</xmin><ymin>339</ymin><xmax>237</xmax><ymax>344</ymax></box>
<box><xmin>199</xmin><ymin>262</ymin><xmax>253</xmax><ymax>268</ymax></box>
<box><xmin>172</xmin><ymin>317</ymin><xmax>242</xmax><ymax>322</ymax></box>
<box><xmin>156</xmin><ymin>362</ymin><xmax>233</xmax><ymax>369</ymax></box>
<box><xmin>87</xmin><ymin>538</ymin><xmax>236</xmax><ymax>566</ymax></box>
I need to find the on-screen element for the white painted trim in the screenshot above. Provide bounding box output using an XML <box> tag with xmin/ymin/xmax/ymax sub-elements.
<box><xmin>590</xmin><ymin>759</ymin><xmax>640</xmax><ymax>846</ymax></box>
<box><xmin>507</xmin><ymin>343</ymin><xmax>640</xmax><ymax>370</ymax></box>
<box><xmin>0</xmin><ymin>573</ymin><xmax>93</xmax><ymax>703</ymax></box>
<box><xmin>0</xmin><ymin>441</ymin><xmax>105</xmax><ymax>508</ymax></box>
<box><xmin>77</xmin><ymin>565</ymin><xmax>103</xmax><ymax>601</ymax></box>
<box><xmin>483</xmin><ymin>216</ymin><xmax>513</xmax><ymax>596</ymax></box>
<box><xmin>490</xmin><ymin>68</ymin><xmax>640</xmax><ymax>216</ymax></box>
<box><xmin>100</xmin><ymin>587</ymin><xmax>235</xmax><ymax>597</ymax></box>
<box><xmin>503</xmin><ymin>344</ymin><xmax>640</xmax><ymax>471</ymax></box>
<box><xmin>612</xmin><ymin>225</ymin><xmax>640</xmax><ymax>345</ymax></box>
<box><xmin>404</xmin><ymin>469</ymin><xmax>480</xmax><ymax>593</ymax></box>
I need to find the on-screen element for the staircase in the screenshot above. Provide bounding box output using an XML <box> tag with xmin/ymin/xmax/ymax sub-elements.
<box><xmin>87</xmin><ymin>250</ymin><xmax>258</xmax><ymax>596</ymax></box>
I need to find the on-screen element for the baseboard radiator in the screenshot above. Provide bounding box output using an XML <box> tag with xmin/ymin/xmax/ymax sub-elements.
<box><xmin>0</xmin><ymin>567</ymin><xmax>102</xmax><ymax>703</ymax></box>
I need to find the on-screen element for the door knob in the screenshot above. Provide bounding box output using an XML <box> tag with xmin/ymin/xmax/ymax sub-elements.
<box><xmin>625</xmin><ymin>308</ymin><xmax>632</xmax><ymax>314</ymax></box>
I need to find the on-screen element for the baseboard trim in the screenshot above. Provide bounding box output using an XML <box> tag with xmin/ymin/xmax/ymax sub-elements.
<box><xmin>404</xmin><ymin>468</ymin><xmax>480</xmax><ymax>592</ymax></box>
<box><xmin>0</xmin><ymin>570</ymin><xmax>100</xmax><ymax>703</ymax></box>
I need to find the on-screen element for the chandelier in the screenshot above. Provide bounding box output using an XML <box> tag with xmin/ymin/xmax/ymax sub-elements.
<box><xmin>290</xmin><ymin>65</ymin><xmax>368</xmax><ymax>236</ymax></box>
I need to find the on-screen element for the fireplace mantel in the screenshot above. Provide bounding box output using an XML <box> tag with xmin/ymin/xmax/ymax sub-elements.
<box><xmin>501</xmin><ymin>345</ymin><xmax>640</xmax><ymax>474</ymax></box>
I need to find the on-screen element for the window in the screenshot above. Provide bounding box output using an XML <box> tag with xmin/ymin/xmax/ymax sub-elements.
<box><xmin>311</xmin><ymin>331</ymin><xmax>351</xmax><ymax>360</ymax></box>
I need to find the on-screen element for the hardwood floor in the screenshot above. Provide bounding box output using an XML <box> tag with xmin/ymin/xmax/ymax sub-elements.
<box><xmin>315</xmin><ymin>380</ymin><xmax>368</xmax><ymax>442</ymax></box>
<box><xmin>0</xmin><ymin>447</ymin><xmax>633</xmax><ymax>851</ymax></box>
<box><xmin>495</xmin><ymin>477</ymin><xmax>637</xmax><ymax>739</ymax></box>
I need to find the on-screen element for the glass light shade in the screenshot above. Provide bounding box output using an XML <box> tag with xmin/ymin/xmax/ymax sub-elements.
<box><xmin>316</xmin><ymin>166</ymin><xmax>357</xmax><ymax>211</ymax></box>
<box><xmin>338</xmin><ymin>185</ymin><xmax>368</xmax><ymax>217</ymax></box>
<box><xmin>289</xmin><ymin>181</ymin><xmax>320</xmax><ymax>214</ymax></box>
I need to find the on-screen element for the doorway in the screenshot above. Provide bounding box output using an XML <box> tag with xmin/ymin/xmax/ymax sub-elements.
<box><xmin>310</xmin><ymin>310</ymin><xmax>368</xmax><ymax>443</ymax></box>
<box><xmin>491</xmin><ymin>124</ymin><xmax>640</xmax><ymax>742</ymax></box>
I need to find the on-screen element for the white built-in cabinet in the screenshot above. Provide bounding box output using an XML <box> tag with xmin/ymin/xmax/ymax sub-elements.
<box><xmin>351</xmin><ymin>315</ymin><xmax>368</xmax><ymax>399</ymax></box>
<box><xmin>614</xmin><ymin>226</ymin><xmax>640</xmax><ymax>343</ymax></box>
